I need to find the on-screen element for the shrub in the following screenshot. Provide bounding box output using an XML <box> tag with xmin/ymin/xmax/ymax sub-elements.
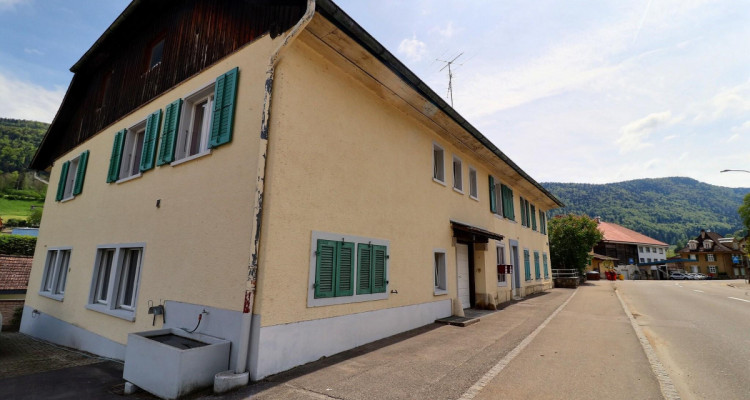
<box><xmin>9</xmin><ymin>306</ymin><xmax>23</xmax><ymax>331</ymax></box>
<box><xmin>0</xmin><ymin>234</ymin><xmax>36</xmax><ymax>256</ymax></box>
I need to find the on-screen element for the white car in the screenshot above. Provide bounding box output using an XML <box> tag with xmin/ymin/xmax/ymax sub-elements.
<box><xmin>670</xmin><ymin>272</ymin><xmax>688</xmax><ymax>280</ymax></box>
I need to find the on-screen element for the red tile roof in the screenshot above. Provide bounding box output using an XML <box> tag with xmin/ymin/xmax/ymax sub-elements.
<box><xmin>597</xmin><ymin>221</ymin><xmax>668</xmax><ymax>246</ymax></box>
<box><xmin>0</xmin><ymin>255</ymin><xmax>33</xmax><ymax>291</ymax></box>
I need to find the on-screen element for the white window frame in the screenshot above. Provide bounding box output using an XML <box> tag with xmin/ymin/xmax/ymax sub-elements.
<box><xmin>60</xmin><ymin>155</ymin><xmax>82</xmax><ymax>201</ymax></box>
<box><xmin>117</xmin><ymin>119</ymin><xmax>147</xmax><ymax>182</ymax></box>
<box><xmin>496</xmin><ymin>243</ymin><xmax>507</xmax><ymax>286</ymax></box>
<box><xmin>173</xmin><ymin>83</ymin><xmax>215</xmax><ymax>164</ymax></box>
<box><xmin>492</xmin><ymin>177</ymin><xmax>503</xmax><ymax>218</ymax></box>
<box><xmin>307</xmin><ymin>231</ymin><xmax>390</xmax><ymax>307</ymax></box>
<box><xmin>452</xmin><ymin>155</ymin><xmax>463</xmax><ymax>193</ymax></box>
<box><xmin>39</xmin><ymin>247</ymin><xmax>72</xmax><ymax>301</ymax></box>
<box><xmin>658</xmin><ymin>248</ymin><xmax>664</xmax><ymax>254</ymax></box>
<box><xmin>708</xmin><ymin>265</ymin><xmax>717</xmax><ymax>274</ymax></box>
<box><xmin>432</xmin><ymin>142</ymin><xmax>445</xmax><ymax>184</ymax></box>
<box><xmin>86</xmin><ymin>243</ymin><xmax>145</xmax><ymax>321</ymax></box>
<box><xmin>468</xmin><ymin>167</ymin><xmax>478</xmax><ymax>200</ymax></box>
<box><xmin>434</xmin><ymin>249</ymin><xmax>448</xmax><ymax>295</ymax></box>
<box><xmin>707</xmin><ymin>253</ymin><xmax>715</xmax><ymax>262</ymax></box>
<box><xmin>689</xmin><ymin>254</ymin><xmax>697</xmax><ymax>260</ymax></box>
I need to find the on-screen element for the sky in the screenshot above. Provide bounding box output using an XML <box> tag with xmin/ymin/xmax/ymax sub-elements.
<box><xmin>1</xmin><ymin>0</ymin><xmax>749</xmax><ymax>187</ymax></box>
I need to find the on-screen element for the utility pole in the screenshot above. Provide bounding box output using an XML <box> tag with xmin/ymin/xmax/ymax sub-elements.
<box><xmin>436</xmin><ymin>52</ymin><xmax>463</xmax><ymax>107</ymax></box>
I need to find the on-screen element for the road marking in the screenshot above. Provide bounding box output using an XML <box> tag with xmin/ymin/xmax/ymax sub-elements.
<box><xmin>693</xmin><ymin>290</ymin><xmax>704</xmax><ymax>293</ymax></box>
<box><xmin>616</xmin><ymin>289</ymin><xmax>681</xmax><ymax>400</ymax></box>
<box><xmin>729</xmin><ymin>297</ymin><xmax>750</xmax><ymax>303</ymax></box>
<box><xmin>458</xmin><ymin>288</ymin><xmax>578</xmax><ymax>400</ymax></box>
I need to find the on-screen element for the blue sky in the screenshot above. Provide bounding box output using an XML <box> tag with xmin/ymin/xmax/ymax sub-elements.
<box><xmin>1</xmin><ymin>0</ymin><xmax>749</xmax><ymax>187</ymax></box>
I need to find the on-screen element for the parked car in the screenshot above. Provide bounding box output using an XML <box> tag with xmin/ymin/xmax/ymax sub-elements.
<box><xmin>670</xmin><ymin>272</ymin><xmax>689</xmax><ymax>280</ymax></box>
<box><xmin>693</xmin><ymin>273</ymin><xmax>708</xmax><ymax>280</ymax></box>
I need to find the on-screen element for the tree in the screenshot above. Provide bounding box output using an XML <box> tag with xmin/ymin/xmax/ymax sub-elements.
<box><xmin>738</xmin><ymin>193</ymin><xmax>750</xmax><ymax>234</ymax></box>
<box><xmin>548</xmin><ymin>214</ymin><xmax>603</xmax><ymax>274</ymax></box>
<box><xmin>27</xmin><ymin>208</ymin><xmax>42</xmax><ymax>227</ymax></box>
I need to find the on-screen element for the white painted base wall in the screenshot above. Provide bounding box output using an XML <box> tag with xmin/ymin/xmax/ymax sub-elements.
<box><xmin>248</xmin><ymin>299</ymin><xmax>452</xmax><ymax>380</ymax></box>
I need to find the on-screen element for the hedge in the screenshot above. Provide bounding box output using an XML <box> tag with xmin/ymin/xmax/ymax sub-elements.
<box><xmin>0</xmin><ymin>234</ymin><xmax>37</xmax><ymax>256</ymax></box>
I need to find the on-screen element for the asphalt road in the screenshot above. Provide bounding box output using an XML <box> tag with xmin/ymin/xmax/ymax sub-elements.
<box><xmin>616</xmin><ymin>280</ymin><xmax>750</xmax><ymax>400</ymax></box>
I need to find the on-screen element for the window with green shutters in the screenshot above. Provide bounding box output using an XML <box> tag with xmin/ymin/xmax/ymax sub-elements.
<box><xmin>55</xmin><ymin>150</ymin><xmax>89</xmax><ymax>201</ymax></box>
<box><xmin>209</xmin><ymin>67</ymin><xmax>238</xmax><ymax>148</ymax></box>
<box><xmin>543</xmin><ymin>254</ymin><xmax>549</xmax><ymax>278</ymax></box>
<box><xmin>519</xmin><ymin>196</ymin><xmax>527</xmax><ymax>227</ymax></box>
<box><xmin>524</xmin><ymin>249</ymin><xmax>531</xmax><ymax>281</ymax></box>
<box><xmin>107</xmin><ymin>111</ymin><xmax>161</xmax><ymax>182</ymax></box>
<box><xmin>534</xmin><ymin>251</ymin><xmax>541</xmax><ymax>279</ymax></box>
<box><xmin>530</xmin><ymin>204</ymin><xmax>537</xmax><ymax>231</ymax></box>
<box><xmin>540</xmin><ymin>210</ymin><xmax>547</xmax><ymax>235</ymax></box>
<box><xmin>157</xmin><ymin>99</ymin><xmax>182</xmax><ymax>165</ymax></box>
<box><xmin>310</xmin><ymin>232</ymin><xmax>390</xmax><ymax>306</ymax></box>
<box><xmin>139</xmin><ymin>110</ymin><xmax>162</xmax><ymax>172</ymax></box>
<box><xmin>501</xmin><ymin>184</ymin><xmax>515</xmax><ymax>220</ymax></box>
<box><xmin>488</xmin><ymin>175</ymin><xmax>497</xmax><ymax>214</ymax></box>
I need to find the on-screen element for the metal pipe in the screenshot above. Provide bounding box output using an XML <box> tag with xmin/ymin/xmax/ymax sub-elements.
<box><xmin>234</xmin><ymin>0</ymin><xmax>316</xmax><ymax>375</ymax></box>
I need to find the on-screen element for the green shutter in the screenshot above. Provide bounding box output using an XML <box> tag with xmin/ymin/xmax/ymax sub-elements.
<box><xmin>315</xmin><ymin>240</ymin><xmax>336</xmax><ymax>298</ymax></box>
<box><xmin>72</xmin><ymin>151</ymin><xmax>89</xmax><ymax>195</ymax></box>
<box><xmin>520</xmin><ymin>196</ymin><xmax>526</xmax><ymax>226</ymax></box>
<box><xmin>543</xmin><ymin>254</ymin><xmax>549</xmax><ymax>278</ymax></box>
<box><xmin>209</xmin><ymin>67</ymin><xmax>238</xmax><ymax>148</ymax></box>
<box><xmin>489</xmin><ymin>175</ymin><xmax>497</xmax><ymax>214</ymax></box>
<box><xmin>357</xmin><ymin>244</ymin><xmax>372</xmax><ymax>295</ymax></box>
<box><xmin>372</xmin><ymin>245</ymin><xmax>387</xmax><ymax>293</ymax></box>
<box><xmin>140</xmin><ymin>109</ymin><xmax>162</xmax><ymax>172</ymax></box>
<box><xmin>531</xmin><ymin>204</ymin><xmax>537</xmax><ymax>231</ymax></box>
<box><xmin>524</xmin><ymin>250</ymin><xmax>531</xmax><ymax>281</ymax></box>
<box><xmin>157</xmin><ymin>99</ymin><xmax>182</xmax><ymax>166</ymax></box>
<box><xmin>55</xmin><ymin>161</ymin><xmax>71</xmax><ymax>201</ymax></box>
<box><xmin>336</xmin><ymin>242</ymin><xmax>354</xmax><ymax>296</ymax></box>
<box><xmin>525</xmin><ymin>199</ymin><xmax>531</xmax><ymax>227</ymax></box>
<box><xmin>106</xmin><ymin>130</ymin><xmax>125</xmax><ymax>183</ymax></box>
<box><xmin>507</xmin><ymin>187</ymin><xmax>515</xmax><ymax>220</ymax></box>
<box><xmin>534</xmin><ymin>252</ymin><xmax>541</xmax><ymax>279</ymax></box>
<box><xmin>501</xmin><ymin>184</ymin><xmax>514</xmax><ymax>219</ymax></box>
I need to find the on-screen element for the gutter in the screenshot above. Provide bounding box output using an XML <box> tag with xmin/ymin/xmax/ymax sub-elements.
<box><xmin>228</xmin><ymin>0</ymin><xmax>316</xmax><ymax>383</ymax></box>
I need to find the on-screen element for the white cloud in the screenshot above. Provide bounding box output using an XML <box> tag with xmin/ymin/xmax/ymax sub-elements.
<box><xmin>693</xmin><ymin>80</ymin><xmax>750</xmax><ymax>123</ymax></box>
<box><xmin>616</xmin><ymin>111</ymin><xmax>674</xmax><ymax>152</ymax></box>
<box><xmin>0</xmin><ymin>71</ymin><xmax>64</xmax><ymax>123</ymax></box>
<box><xmin>397</xmin><ymin>35</ymin><xmax>427</xmax><ymax>62</ymax></box>
<box><xmin>434</xmin><ymin>21</ymin><xmax>457</xmax><ymax>39</ymax></box>
<box><xmin>24</xmin><ymin>48</ymin><xmax>43</xmax><ymax>56</ymax></box>
<box><xmin>0</xmin><ymin>0</ymin><xmax>27</xmax><ymax>11</ymax></box>
<box><xmin>732</xmin><ymin>121</ymin><xmax>750</xmax><ymax>132</ymax></box>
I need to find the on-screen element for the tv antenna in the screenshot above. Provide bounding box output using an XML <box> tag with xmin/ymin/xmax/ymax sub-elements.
<box><xmin>436</xmin><ymin>52</ymin><xmax>463</xmax><ymax>107</ymax></box>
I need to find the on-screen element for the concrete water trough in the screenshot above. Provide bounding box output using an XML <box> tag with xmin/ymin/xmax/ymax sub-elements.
<box><xmin>123</xmin><ymin>328</ymin><xmax>231</xmax><ymax>399</ymax></box>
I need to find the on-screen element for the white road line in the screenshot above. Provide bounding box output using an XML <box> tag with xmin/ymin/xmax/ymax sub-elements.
<box><xmin>615</xmin><ymin>289</ymin><xmax>681</xmax><ymax>400</ymax></box>
<box><xmin>729</xmin><ymin>297</ymin><xmax>750</xmax><ymax>303</ymax></box>
<box><xmin>693</xmin><ymin>290</ymin><xmax>704</xmax><ymax>293</ymax></box>
<box><xmin>458</xmin><ymin>288</ymin><xmax>578</xmax><ymax>400</ymax></box>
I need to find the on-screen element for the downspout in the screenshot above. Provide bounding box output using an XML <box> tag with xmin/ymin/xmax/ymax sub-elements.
<box><xmin>235</xmin><ymin>0</ymin><xmax>316</xmax><ymax>375</ymax></box>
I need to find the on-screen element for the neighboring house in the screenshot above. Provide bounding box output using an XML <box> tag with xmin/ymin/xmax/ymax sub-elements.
<box><xmin>21</xmin><ymin>0</ymin><xmax>562</xmax><ymax>383</ymax></box>
<box><xmin>591</xmin><ymin>218</ymin><xmax>669</xmax><ymax>279</ymax></box>
<box><xmin>0</xmin><ymin>255</ymin><xmax>33</xmax><ymax>329</ymax></box>
<box><xmin>677</xmin><ymin>229</ymin><xmax>747</xmax><ymax>279</ymax></box>
<box><xmin>588</xmin><ymin>252</ymin><xmax>618</xmax><ymax>274</ymax></box>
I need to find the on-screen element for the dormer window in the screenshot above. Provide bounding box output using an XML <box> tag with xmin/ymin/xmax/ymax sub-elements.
<box><xmin>688</xmin><ymin>240</ymin><xmax>698</xmax><ymax>250</ymax></box>
<box><xmin>703</xmin><ymin>239</ymin><xmax>713</xmax><ymax>250</ymax></box>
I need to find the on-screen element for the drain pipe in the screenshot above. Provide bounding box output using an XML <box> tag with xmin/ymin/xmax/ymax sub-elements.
<box><xmin>215</xmin><ymin>0</ymin><xmax>316</xmax><ymax>392</ymax></box>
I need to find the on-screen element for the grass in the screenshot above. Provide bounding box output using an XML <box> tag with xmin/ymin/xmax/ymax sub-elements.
<box><xmin>0</xmin><ymin>198</ymin><xmax>44</xmax><ymax>221</ymax></box>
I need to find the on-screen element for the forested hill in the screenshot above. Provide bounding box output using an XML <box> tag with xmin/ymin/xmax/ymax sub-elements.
<box><xmin>0</xmin><ymin>118</ymin><xmax>48</xmax><ymax>173</ymax></box>
<box><xmin>542</xmin><ymin>177</ymin><xmax>750</xmax><ymax>246</ymax></box>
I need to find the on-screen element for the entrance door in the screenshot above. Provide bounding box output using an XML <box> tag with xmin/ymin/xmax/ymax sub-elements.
<box><xmin>456</xmin><ymin>244</ymin><xmax>470</xmax><ymax>309</ymax></box>
<box><xmin>511</xmin><ymin>244</ymin><xmax>520</xmax><ymax>297</ymax></box>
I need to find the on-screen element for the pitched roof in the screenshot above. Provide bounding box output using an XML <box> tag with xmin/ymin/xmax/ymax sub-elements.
<box><xmin>0</xmin><ymin>255</ymin><xmax>33</xmax><ymax>292</ymax></box>
<box><xmin>597</xmin><ymin>221</ymin><xmax>668</xmax><ymax>246</ymax></box>
<box><xmin>677</xmin><ymin>230</ymin><xmax>740</xmax><ymax>253</ymax></box>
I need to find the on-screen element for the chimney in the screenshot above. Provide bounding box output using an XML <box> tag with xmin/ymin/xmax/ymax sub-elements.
<box><xmin>594</xmin><ymin>216</ymin><xmax>601</xmax><ymax>224</ymax></box>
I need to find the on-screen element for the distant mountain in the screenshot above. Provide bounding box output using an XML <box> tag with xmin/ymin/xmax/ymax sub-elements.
<box><xmin>542</xmin><ymin>177</ymin><xmax>750</xmax><ymax>246</ymax></box>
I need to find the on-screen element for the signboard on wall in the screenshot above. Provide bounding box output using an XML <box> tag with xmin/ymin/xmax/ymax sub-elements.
<box><xmin>497</xmin><ymin>265</ymin><xmax>513</xmax><ymax>274</ymax></box>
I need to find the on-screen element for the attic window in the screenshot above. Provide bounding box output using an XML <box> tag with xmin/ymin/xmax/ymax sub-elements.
<box><xmin>147</xmin><ymin>37</ymin><xmax>165</xmax><ymax>70</ymax></box>
<box><xmin>688</xmin><ymin>240</ymin><xmax>698</xmax><ymax>250</ymax></box>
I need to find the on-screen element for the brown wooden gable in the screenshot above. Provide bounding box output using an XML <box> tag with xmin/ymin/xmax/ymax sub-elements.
<box><xmin>32</xmin><ymin>0</ymin><xmax>306</xmax><ymax>170</ymax></box>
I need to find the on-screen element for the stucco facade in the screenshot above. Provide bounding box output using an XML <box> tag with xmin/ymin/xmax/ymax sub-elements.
<box><xmin>23</xmin><ymin>0</ymin><xmax>562</xmax><ymax>384</ymax></box>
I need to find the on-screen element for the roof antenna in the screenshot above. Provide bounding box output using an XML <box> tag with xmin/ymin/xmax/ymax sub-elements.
<box><xmin>436</xmin><ymin>52</ymin><xmax>463</xmax><ymax>107</ymax></box>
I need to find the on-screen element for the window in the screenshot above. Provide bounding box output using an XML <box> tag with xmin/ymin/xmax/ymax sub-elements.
<box><xmin>640</xmin><ymin>258</ymin><xmax>645</xmax><ymax>263</ymax></box>
<box><xmin>645</xmin><ymin>247</ymin><xmax>650</xmax><ymax>253</ymax></box>
<box><xmin>489</xmin><ymin>176</ymin><xmax>501</xmax><ymax>216</ymax></box>
<box><xmin>708</xmin><ymin>265</ymin><xmax>717</xmax><ymax>274</ymax></box>
<box><xmin>534</xmin><ymin>251</ymin><xmax>541</xmax><ymax>280</ymax></box>
<box><xmin>308</xmin><ymin>231</ymin><xmax>389</xmax><ymax>307</ymax></box>
<box><xmin>520</xmin><ymin>196</ymin><xmax>526</xmax><ymax>226</ymax></box>
<box><xmin>539</xmin><ymin>209</ymin><xmax>547</xmax><ymax>234</ymax></box>
<box><xmin>520</xmin><ymin>197</ymin><xmax>531</xmax><ymax>227</ymax></box>
<box><xmin>435</xmin><ymin>251</ymin><xmax>447</xmax><ymax>293</ymax></box>
<box><xmin>501</xmin><ymin>184</ymin><xmax>515</xmax><ymax>220</ymax></box>
<box><xmin>40</xmin><ymin>248</ymin><xmax>71</xmax><ymax>301</ymax></box>
<box><xmin>107</xmin><ymin>111</ymin><xmax>161</xmax><ymax>183</ymax></box>
<box><xmin>647</xmin><ymin>258</ymin><xmax>651</xmax><ymax>262</ymax></box>
<box><xmin>433</xmin><ymin>143</ymin><xmax>445</xmax><ymax>183</ymax></box>
<box><xmin>651</xmin><ymin>247</ymin><xmax>655</xmax><ymax>253</ymax></box>
<box><xmin>55</xmin><ymin>151</ymin><xmax>89</xmax><ymax>201</ymax></box>
<box><xmin>658</xmin><ymin>248</ymin><xmax>663</xmax><ymax>254</ymax></box>
<box><xmin>496</xmin><ymin>245</ymin><xmax>506</xmax><ymax>286</ymax></box>
<box><xmin>157</xmin><ymin>68</ymin><xmax>238</xmax><ymax>166</ymax></box>
<box><xmin>524</xmin><ymin>249</ymin><xmax>531</xmax><ymax>281</ymax></box>
<box><xmin>146</xmin><ymin>37</ymin><xmax>165</xmax><ymax>70</ymax></box>
<box><xmin>707</xmin><ymin>254</ymin><xmax>715</xmax><ymax>262</ymax></box>
<box><xmin>452</xmin><ymin>155</ymin><xmax>463</xmax><ymax>192</ymax></box>
<box><xmin>689</xmin><ymin>254</ymin><xmax>697</xmax><ymax>260</ymax></box>
<box><xmin>530</xmin><ymin>204</ymin><xmax>537</xmax><ymax>231</ymax></box>
<box><xmin>468</xmin><ymin>167</ymin><xmax>478</xmax><ymax>199</ymax></box>
<box><xmin>543</xmin><ymin>254</ymin><xmax>549</xmax><ymax>278</ymax></box>
<box><xmin>87</xmin><ymin>244</ymin><xmax>145</xmax><ymax>321</ymax></box>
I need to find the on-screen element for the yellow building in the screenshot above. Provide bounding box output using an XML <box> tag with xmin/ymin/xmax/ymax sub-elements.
<box><xmin>22</xmin><ymin>0</ymin><xmax>563</xmax><ymax>382</ymax></box>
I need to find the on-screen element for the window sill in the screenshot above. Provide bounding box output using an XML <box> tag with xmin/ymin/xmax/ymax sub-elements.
<box><xmin>434</xmin><ymin>288</ymin><xmax>448</xmax><ymax>296</ymax></box>
<box><xmin>170</xmin><ymin>149</ymin><xmax>212</xmax><ymax>167</ymax></box>
<box><xmin>116</xmin><ymin>173</ymin><xmax>142</xmax><ymax>184</ymax></box>
<box><xmin>308</xmin><ymin>291</ymin><xmax>388</xmax><ymax>307</ymax></box>
<box><xmin>85</xmin><ymin>304</ymin><xmax>136</xmax><ymax>322</ymax></box>
<box><xmin>470</xmin><ymin>195</ymin><xmax>479</xmax><ymax>201</ymax></box>
<box><xmin>433</xmin><ymin>177</ymin><xmax>446</xmax><ymax>186</ymax></box>
<box><xmin>60</xmin><ymin>195</ymin><xmax>75</xmax><ymax>203</ymax></box>
<box><xmin>38</xmin><ymin>292</ymin><xmax>64</xmax><ymax>302</ymax></box>
<box><xmin>453</xmin><ymin>187</ymin><xmax>464</xmax><ymax>194</ymax></box>
<box><xmin>497</xmin><ymin>282</ymin><xmax>507</xmax><ymax>287</ymax></box>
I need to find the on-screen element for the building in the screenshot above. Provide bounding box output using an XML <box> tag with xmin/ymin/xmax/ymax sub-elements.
<box><xmin>591</xmin><ymin>218</ymin><xmax>669</xmax><ymax>279</ymax></box>
<box><xmin>677</xmin><ymin>229</ymin><xmax>747</xmax><ymax>279</ymax></box>
<box><xmin>0</xmin><ymin>255</ymin><xmax>33</xmax><ymax>330</ymax></box>
<box><xmin>21</xmin><ymin>0</ymin><xmax>562</xmax><ymax>385</ymax></box>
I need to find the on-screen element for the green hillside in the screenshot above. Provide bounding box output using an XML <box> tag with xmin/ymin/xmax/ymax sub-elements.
<box><xmin>542</xmin><ymin>177</ymin><xmax>750</xmax><ymax>246</ymax></box>
<box><xmin>0</xmin><ymin>118</ymin><xmax>49</xmax><ymax>223</ymax></box>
